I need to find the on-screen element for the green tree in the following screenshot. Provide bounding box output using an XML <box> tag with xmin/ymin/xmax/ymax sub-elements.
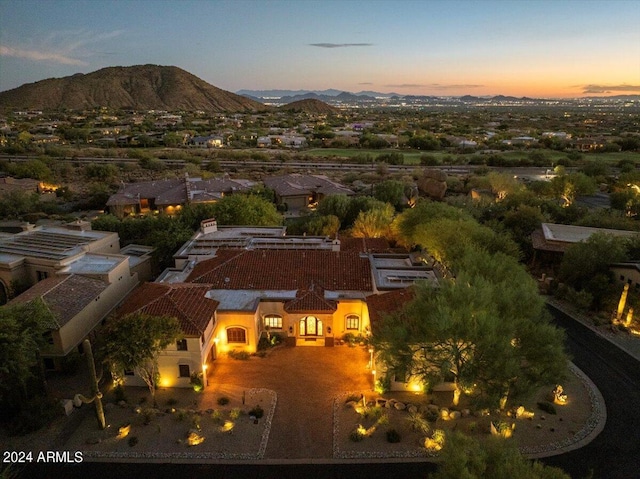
<box><xmin>210</xmin><ymin>194</ymin><xmax>282</xmax><ymax>226</ymax></box>
<box><xmin>431</xmin><ymin>432</ymin><xmax>570</xmax><ymax>479</ymax></box>
<box><xmin>102</xmin><ymin>313</ymin><xmax>182</xmax><ymax>407</ymax></box>
<box><xmin>558</xmin><ymin>233</ymin><xmax>629</xmax><ymax>309</ymax></box>
<box><xmin>550</xmin><ymin>173</ymin><xmax>596</xmax><ymax>207</ymax></box>
<box><xmin>375</xmin><ymin>250</ymin><xmax>567</xmax><ymax>409</ymax></box>
<box><xmin>0</xmin><ymin>299</ymin><xmax>55</xmax><ymax>411</ymax></box>
<box><xmin>352</xmin><ymin>203</ymin><xmax>395</xmax><ymax>238</ymax></box>
<box><xmin>374</xmin><ymin>180</ymin><xmax>407</xmax><ymax>210</ymax></box>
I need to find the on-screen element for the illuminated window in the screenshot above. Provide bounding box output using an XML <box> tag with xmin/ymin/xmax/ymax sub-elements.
<box><xmin>227</xmin><ymin>327</ymin><xmax>246</xmax><ymax>343</ymax></box>
<box><xmin>264</xmin><ymin>314</ymin><xmax>283</xmax><ymax>329</ymax></box>
<box><xmin>176</xmin><ymin>339</ymin><xmax>188</xmax><ymax>351</ymax></box>
<box><xmin>346</xmin><ymin>315</ymin><xmax>359</xmax><ymax>330</ymax></box>
<box><xmin>299</xmin><ymin>316</ymin><xmax>323</xmax><ymax>336</ymax></box>
<box><xmin>179</xmin><ymin>364</ymin><xmax>190</xmax><ymax>378</ymax></box>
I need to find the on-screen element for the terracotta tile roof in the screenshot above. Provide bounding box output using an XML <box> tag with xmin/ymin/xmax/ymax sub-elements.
<box><xmin>117</xmin><ymin>283</ymin><xmax>218</xmax><ymax>336</ymax></box>
<box><xmin>366</xmin><ymin>287</ymin><xmax>415</xmax><ymax>333</ymax></box>
<box><xmin>284</xmin><ymin>286</ymin><xmax>337</xmax><ymax>313</ymax></box>
<box><xmin>187</xmin><ymin>249</ymin><xmax>373</xmax><ymax>292</ymax></box>
<box><xmin>9</xmin><ymin>274</ymin><xmax>108</xmax><ymax>329</ymax></box>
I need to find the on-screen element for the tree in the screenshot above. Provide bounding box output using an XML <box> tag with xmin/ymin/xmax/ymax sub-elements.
<box><xmin>210</xmin><ymin>194</ymin><xmax>282</xmax><ymax>226</ymax></box>
<box><xmin>550</xmin><ymin>173</ymin><xmax>596</xmax><ymax>207</ymax></box>
<box><xmin>487</xmin><ymin>172</ymin><xmax>522</xmax><ymax>201</ymax></box>
<box><xmin>374</xmin><ymin>180</ymin><xmax>407</xmax><ymax>210</ymax></box>
<box><xmin>352</xmin><ymin>203</ymin><xmax>395</xmax><ymax>238</ymax></box>
<box><xmin>102</xmin><ymin>313</ymin><xmax>182</xmax><ymax>407</ymax></box>
<box><xmin>558</xmin><ymin>233</ymin><xmax>629</xmax><ymax>309</ymax></box>
<box><xmin>431</xmin><ymin>432</ymin><xmax>570</xmax><ymax>479</ymax></box>
<box><xmin>374</xmin><ymin>248</ymin><xmax>567</xmax><ymax>409</ymax></box>
<box><xmin>0</xmin><ymin>299</ymin><xmax>54</xmax><ymax>411</ymax></box>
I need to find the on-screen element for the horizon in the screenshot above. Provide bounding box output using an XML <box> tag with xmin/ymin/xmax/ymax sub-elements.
<box><xmin>0</xmin><ymin>0</ymin><xmax>639</xmax><ymax>99</ymax></box>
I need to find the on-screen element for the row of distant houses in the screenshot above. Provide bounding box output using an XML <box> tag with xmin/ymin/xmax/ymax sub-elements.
<box><xmin>106</xmin><ymin>173</ymin><xmax>355</xmax><ymax>217</ymax></box>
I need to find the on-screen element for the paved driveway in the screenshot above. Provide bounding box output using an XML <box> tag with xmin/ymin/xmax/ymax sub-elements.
<box><xmin>208</xmin><ymin>345</ymin><xmax>371</xmax><ymax>459</ymax></box>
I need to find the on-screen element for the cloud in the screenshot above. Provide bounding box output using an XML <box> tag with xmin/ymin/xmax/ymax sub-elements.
<box><xmin>430</xmin><ymin>83</ymin><xmax>484</xmax><ymax>90</ymax></box>
<box><xmin>309</xmin><ymin>43</ymin><xmax>373</xmax><ymax>48</ymax></box>
<box><xmin>0</xmin><ymin>29</ymin><xmax>124</xmax><ymax>66</ymax></box>
<box><xmin>384</xmin><ymin>83</ymin><xmax>427</xmax><ymax>88</ymax></box>
<box><xmin>581</xmin><ymin>84</ymin><xmax>640</xmax><ymax>94</ymax></box>
<box><xmin>0</xmin><ymin>46</ymin><xmax>86</xmax><ymax>65</ymax></box>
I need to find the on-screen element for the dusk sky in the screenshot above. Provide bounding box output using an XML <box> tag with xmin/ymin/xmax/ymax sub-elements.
<box><xmin>1</xmin><ymin>0</ymin><xmax>638</xmax><ymax>98</ymax></box>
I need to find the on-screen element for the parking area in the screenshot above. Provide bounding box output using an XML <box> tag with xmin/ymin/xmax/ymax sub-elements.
<box><xmin>207</xmin><ymin>344</ymin><xmax>371</xmax><ymax>459</ymax></box>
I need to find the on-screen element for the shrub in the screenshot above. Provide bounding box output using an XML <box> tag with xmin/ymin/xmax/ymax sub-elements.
<box><xmin>113</xmin><ymin>384</ymin><xmax>127</xmax><ymax>403</ymax></box>
<box><xmin>349</xmin><ymin>426</ymin><xmax>366</xmax><ymax>442</ymax></box>
<box><xmin>217</xmin><ymin>396</ymin><xmax>230</xmax><ymax>406</ymax></box>
<box><xmin>128</xmin><ymin>436</ymin><xmax>138</xmax><ymax>447</ymax></box>
<box><xmin>228</xmin><ymin>349</ymin><xmax>251</xmax><ymax>360</ymax></box>
<box><xmin>249</xmin><ymin>405</ymin><xmax>264</xmax><ymax>419</ymax></box>
<box><xmin>537</xmin><ymin>401</ymin><xmax>557</xmax><ymax>415</ymax></box>
<box><xmin>211</xmin><ymin>409</ymin><xmax>223</xmax><ymax>424</ymax></box>
<box><xmin>7</xmin><ymin>395</ymin><xmax>59</xmax><ymax>436</ymax></box>
<box><xmin>386</xmin><ymin>429</ymin><xmax>402</xmax><ymax>443</ymax></box>
<box><xmin>190</xmin><ymin>372</ymin><xmax>204</xmax><ymax>392</ymax></box>
<box><xmin>230</xmin><ymin>408</ymin><xmax>242</xmax><ymax>420</ymax></box>
<box><xmin>166</xmin><ymin>397</ymin><xmax>178</xmax><ymax>406</ymax></box>
<box><xmin>407</xmin><ymin>412</ymin><xmax>431</xmax><ymax>435</ymax></box>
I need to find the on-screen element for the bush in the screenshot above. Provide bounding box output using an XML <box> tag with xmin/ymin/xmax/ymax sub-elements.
<box><xmin>217</xmin><ymin>396</ymin><xmax>230</xmax><ymax>406</ymax></box>
<box><xmin>190</xmin><ymin>372</ymin><xmax>204</xmax><ymax>392</ymax></box>
<box><xmin>166</xmin><ymin>397</ymin><xmax>178</xmax><ymax>406</ymax></box>
<box><xmin>537</xmin><ymin>401</ymin><xmax>557</xmax><ymax>415</ymax></box>
<box><xmin>7</xmin><ymin>395</ymin><xmax>59</xmax><ymax>436</ymax></box>
<box><xmin>386</xmin><ymin>428</ymin><xmax>402</xmax><ymax>443</ymax></box>
<box><xmin>113</xmin><ymin>385</ymin><xmax>127</xmax><ymax>403</ymax></box>
<box><xmin>349</xmin><ymin>426</ymin><xmax>366</xmax><ymax>442</ymax></box>
<box><xmin>128</xmin><ymin>436</ymin><xmax>138</xmax><ymax>447</ymax></box>
<box><xmin>230</xmin><ymin>408</ymin><xmax>242</xmax><ymax>420</ymax></box>
<box><xmin>249</xmin><ymin>405</ymin><xmax>264</xmax><ymax>419</ymax></box>
<box><xmin>228</xmin><ymin>350</ymin><xmax>251</xmax><ymax>360</ymax></box>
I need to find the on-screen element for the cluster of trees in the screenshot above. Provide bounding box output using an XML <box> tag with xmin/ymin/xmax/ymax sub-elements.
<box><xmin>374</xmin><ymin>200</ymin><xmax>568</xmax><ymax>410</ymax></box>
<box><xmin>92</xmin><ymin>194</ymin><xmax>282</xmax><ymax>269</ymax></box>
<box><xmin>0</xmin><ymin>299</ymin><xmax>60</xmax><ymax>435</ymax></box>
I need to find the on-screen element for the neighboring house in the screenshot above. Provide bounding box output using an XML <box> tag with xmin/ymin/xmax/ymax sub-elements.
<box><xmin>611</xmin><ymin>262</ymin><xmax>640</xmax><ymax>292</ymax></box>
<box><xmin>190</xmin><ymin>135</ymin><xmax>224</xmax><ymax>148</ymax></box>
<box><xmin>106</xmin><ymin>175</ymin><xmax>255</xmax><ymax>218</ymax></box>
<box><xmin>0</xmin><ymin>223</ymin><xmax>151</xmax><ymax>362</ymax></box>
<box><xmin>263</xmin><ymin>174</ymin><xmax>354</xmax><ymax>214</ymax></box>
<box><xmin>532</xmin><ymin>222</ymin><xmax>640</xmax><ymax>266</ymax></box>
<box><xmin>116</xmin><ymin>283</ymin><xmax>219</xmax><ymax>388</ymax></box>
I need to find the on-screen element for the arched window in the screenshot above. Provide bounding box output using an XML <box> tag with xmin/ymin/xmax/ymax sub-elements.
<box><xmin>227</xmin><ymin>327</ymin><xmax>246</xmax><ymax>343</ymax></box>
<box><xmin>263</xmin><ymin>314</ymin><xmax>283</xmax><ymax>329</ymax></box>
<box><xmin>346</xmin><ymin>314</ymin><xmax>359</xmax><ymax>330</ymax></box>
<box><xmin>299</xmin><ymin>316</ymin><xmax>323</xmax><ymax>336</ymax></box>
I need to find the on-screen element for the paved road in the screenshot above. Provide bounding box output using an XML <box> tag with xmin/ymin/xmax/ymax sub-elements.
<box><xmin>541</xmin><ymin>305</ymin><xmax>640</xmax><ymax>479</ymax></box>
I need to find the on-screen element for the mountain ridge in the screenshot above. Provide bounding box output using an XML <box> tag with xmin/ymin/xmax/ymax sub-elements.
<box><xmin>0</xmin><ymin>65</ymin><xmax>270</xmax><ymax>113</ymax></box>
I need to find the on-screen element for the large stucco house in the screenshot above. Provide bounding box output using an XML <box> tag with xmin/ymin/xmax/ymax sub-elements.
<box><xmin>116</xmin><ymin>220</ymin><xmax>436</xmax><ymax>388</ymax></box>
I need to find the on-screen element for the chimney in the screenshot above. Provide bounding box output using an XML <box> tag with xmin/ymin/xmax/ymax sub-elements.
<box><xmin>200</xmin><ymin>218</ymin><xmax>218</xmax><ymax>234</ymax></box>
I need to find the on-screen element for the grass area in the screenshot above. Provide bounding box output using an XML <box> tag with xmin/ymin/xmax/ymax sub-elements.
<box><xmin>306</xmin><ymin>148</ymin><xmax>640</xmax><ymax>166</ymax></box>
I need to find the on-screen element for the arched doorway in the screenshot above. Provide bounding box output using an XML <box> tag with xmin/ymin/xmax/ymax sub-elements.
<box><xmin>299</xmin><ymin>316</ymin><xmax>323</xmax><ymax>336</ymax></box>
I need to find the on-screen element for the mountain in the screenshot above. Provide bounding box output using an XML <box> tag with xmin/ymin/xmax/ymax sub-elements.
<box><xmin>278</xmin><ymin>99</ymin><xmax>340</xmax><ymax>114</ymax></box>
<box><xmin>0</xmin><ymin>65</ymin><xmax>270</xmax><ymax>112</ymax></box>
<box><xmin>238</xmin><ymin>88</ymin><xmax>401</xmax><ymax>99</ymax></box>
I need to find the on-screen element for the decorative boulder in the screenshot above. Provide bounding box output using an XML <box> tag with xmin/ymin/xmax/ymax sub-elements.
<box><xmin>418</xmin><ymin>169</ymin><xmax>448</xmax><ymax>200</ymax></box>
<box><xmin>439</xmin><ymin>408</ymin><xmax>450</xmax><ymax>420</ymax></box>
<box><xmin>394</xmin><ymin>402</ymin><xmax>406</xmax><ymax>410</ymax></box>
<box><xmin>60</xmin><ymin>399</ymin><xmax>74</xmax><ymax>416</ymax></box>
<box><xmin>461</xmin><ymin>409</ymin><xmax>471</xmax><ymax>418</ymax></box>
<box><xmin>449</xmin><ymin>411</ymin><xmax>461</xmax><ymax>420</ymax></box>
<box><xmin>408</xmin><ymin>405</ymin><xmax>418</xmax><ymax>414</ymax></box>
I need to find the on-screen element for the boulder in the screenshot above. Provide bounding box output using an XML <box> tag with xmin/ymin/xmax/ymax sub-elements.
<box><xmin>408</xmin><ymin>405</ymin><xmax>418</xmax><ymax>414</ymax></box>
<box><xmin>418</xmin><ymin>177</ymin><xmax>447</xmax><ymax>200</ymax></box>
<box><xmin>60</xmin><ymin>399</ymin><xmax>74</xmax><ymax>416</ymax></box>
<box><xmin>440</xmin><ymin>408</ymin><xmax>450</xmax><ymax>420</ymax></box>
<box><xmin>461</xmin><ymin>408</ymin><xmax>471</xmax><ymax>417</ymax></box>
<box><xmin>394</xmin><ymin>402</ymin><xmax>406</xmax><ymax>410</ymax></box>
<box><xmin>449</xmin><ymin>411</ymin><xmax>461</xmax><ymax>420</ymax></box>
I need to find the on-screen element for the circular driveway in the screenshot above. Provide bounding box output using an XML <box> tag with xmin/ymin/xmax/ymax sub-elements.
<box><xmin>208</xmin><ymin>345</ymin><xmax>372</xmax><ymax>459</ymax></box>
